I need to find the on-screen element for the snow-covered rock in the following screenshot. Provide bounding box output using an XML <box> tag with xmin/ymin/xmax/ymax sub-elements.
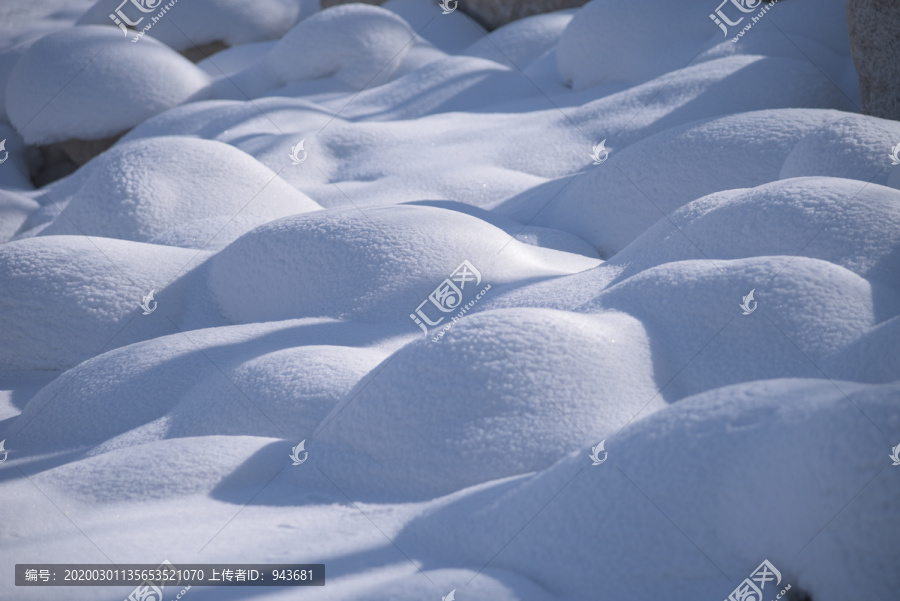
<box><xmin>313</xmin><ymin>308</ymin><xmax>662</xmax><ymax>500</ymax></box>
<box><xmin>35</xmin><ymin>136</ymin><xmax>320</xmax><ymax>243</ymax></box>
<box><xmin>76</xmin><ymin>0</ymin><xmax>314</xmax><ymax>52</ymax></box>
<box><xmin>5</xmin><ymin>26</ymin><xmax>209</xmax><ymax>144</ymax></box>
<box><xmin>400</xmin><ymin>379</ymin><xmax>900</xmax><ymax>601</ymax></box>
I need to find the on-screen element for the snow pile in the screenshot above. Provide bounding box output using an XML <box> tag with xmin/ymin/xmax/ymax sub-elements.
<box><xmin>0</xmin><ymin>0</ymin><xmax>898</xmax><ymax>600</ymax></box>
<box><xmin>208</xmin><ymin>205</ymin><xmax>599</xmax><ymax>324</ymax></box>
<box><xmin>235</xmin><ymin>4</ymin><xmax>421</xmax><ymax>96</ymax></box>
<box><xmin>584</xmin><ymin>256</ymin><xmax>886</xmax><ymax>400</ymax></box>
<box><xmin>0</xmin><ymin>235</ymin><xmax>208</xmax><ymax>370</ymax></box>
<box><xmin>76</xmin><ymin>0</ymin><xmax>314</xmax><ymax>52</ymax></box>
<box><xmin>400</xmin><ymin>379</ymin><xmax>900</xmax><ymax>601</ymax></box>
<box><xmin>314</xmin><ymin>308</ymin><xmax>661</xmax><ymax>500</ymax></box>
<box><xmin>5</xmin><ymin>26</ymin><xmax>209</xmax><ymax>144</ymax></box>
<box><xmin>34</xmin><ymin>136</ymin><xmax>321</xmax><ymax>243</ymax></box>
<box><xmin>556</xmin><ymin>0</ymin><xmax>851</xmax><ymax>90</ymax></box>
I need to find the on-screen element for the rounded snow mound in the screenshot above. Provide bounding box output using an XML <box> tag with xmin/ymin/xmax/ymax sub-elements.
<box><xmin>38</xmin><ymin>136</ymin><xmax>320</xmax><ymax>243</ymax></box>
<box><xmin>556</xmin><ymin>0</ymin><xmax>714</xmax><ymax>89</ymax></box>
<box><xmin>399</xmin><ymin>379</ymin><xmax>900</xmax><ymax>601</ymax></box>
<box><xmin>609</xmin><ymin>177</ymin><xmax>900</xmax><ymax>296</ymax></box>
<box><xmin>165</xmin><ymin>345</ymin><xmax>391</xmax><ymax>441</ymax></box>
<box><xmin>8</xmin><ymin>320</ymin><xmax>392</xmax><ymax>452</ymax></box>
<box><xmin>0</xmin><ymin>235</ymin><xmax>209</xmax><ymax>371</ymax></box>
<box><xmin>383</xmin><ymin>0</ymin><xmax>485</xmax><ymax>54</ymax></box>
<box><xmin>261</xmin><ymin>4</ymin><xmax>417</xmax><ymax>90</ymax></box>
<box><xmin>584</xmin><ymin>257</ymin><xmax>888</xmax><ymax>400</ymax></box>
<box><xmin>556</xmin><ymin>0</ymin><xmax>851</xmax><ymax>90</ymax></box>
<box><xmin>780</xmin><ymin>115</ymin><xmax>900</xmax><ymax>188</ymax></box>
<box><xmin>208</xmin><ymin>205</ymin><xmax>599</xmax><ymax>324</ymax></box>
<box><xmin>77</xmin><ymin>0</ymin><xmax>310</xmax><ymax>52</ymax></box>
<box><xmin>496</xmin><ymin>109</ymin><xmax>838</xmax><ymax>256</ymax></box>
<box><xmin>312</xmin><ymin>308</ymin><xmax>662</xmax><ymax>501</ymax></box>
<box><xmin>31</xmin><ymin>436</ymin><xmax>282</xmax><ymax>503</ymax></box>
<box><xmin>5</xmin><ymin>26</ymin><xmax>209</xmax><ymax>144</ymax></box>
<box><xmin>826</xmin><ymin>315</ymin><xmax>900</xmax><ymax>385</ymax></box>
<box><xmin>462</xmin><ymin>9</ymin><xmax>575</xmax><ymax>68</ymax></box>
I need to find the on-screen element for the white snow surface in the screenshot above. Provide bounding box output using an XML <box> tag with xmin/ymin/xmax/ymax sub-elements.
<box><xmin>5</xmin><ymin>26</ymin><xmax>210</xmax><ymax>144</ymax></box>
<box><xmin>1</xmin><ymin>1</ymin><xmax>898</xmax><ymax>600</ymax></box>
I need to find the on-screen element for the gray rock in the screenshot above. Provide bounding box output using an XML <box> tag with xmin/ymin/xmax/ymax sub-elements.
<box><xmin>318</xmin><ymin>0</ymin><xmax>587</xmax><ymax>29</ymax></box>
<box><xmin>847</xmin><ymin>0</ymin><xmax>900</xmax><ymax>120</ymax></box>
<box><xmin>458</xmin><ymin>0</ymin><xmax>588</xmax><ymax>30</ymax></box>
<box><xmin>320</xmin><ymin>0</ymin><xmax>385</xmax><ymax>8</ymax></box>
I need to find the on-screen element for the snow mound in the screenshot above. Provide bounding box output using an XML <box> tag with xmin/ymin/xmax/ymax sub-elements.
<box><xmin>165</xmin><ymin>345</ymin><xmax>391</xmax><ymax>441</ymax></box>
<box><xmin>383</xmin><ymin>0</ymin><xmax>485</xmax><ymax>54</ymax></box>
<box><xmin>7</xmin><ymin>319</ymin><xmax>396</xmax><ymax>452</ymax></box>
<box><xmin>462</xmin><ymin>9</ymin><xmax>574</xmax><ymax>68</ymax></box>
<box><xmin>77</xmin><ymin>0</ymin><xmax>312</xmax><ymax>52</ymax></box>
<box><xmin>583</xmin><ymin>257</ymin><xmax>889</xmax><ymax>400</ymax></box>
<box><xmin>5</xmin><ymin>26</ymin><xmax>208</xmax><ymax>144</ymax></box>
<box><xmin>556</xmin><ymin>0</ymin><xmax>714</xmax><ymax>89</ymax></box>
<box><xmin>557</xmin><ymin>0</ymin><xmax>850</xmax><ymax>90</ymax></box>
<box><xmin>494</xmin><ymin>109</ymin><xmax>842</xmax><ymax>255</ymax></box>
<box><xmin>780</xmin><ymin>114</ymin><xmax>900</xmax><ymax>188</ymax></box>
<box><xmin>313</xmin><ymin>308</ymin><xmax>662</xmax><ymax>501</ymax></box>
<box><xmin>30</xmin><ymin>436</ymin><xmax>282</xmax><ymax>503</ymax></box>
<box><xmin>608</xmin><ymin>178</ymin><xmax>900</xmax><ymax>297</ymax></box>
<box><xmin>36</xmin><ymin>136</ymin><xmax>320</xmax><ymax>243</ymax></box>
<box><xmin>208</xmin><ymin>205</ymin><xmax>600</xmax><ymax>324</ymax></box>
<box><xmin>0</xmin><ymin>235</ymin><xmax>209</xmax><ymax>371</ymax></box>
<box><xmin>327</xmin><ymin>567</ymin><xmax>553</xmax><ymax>601</ymax></box>
<box><xmin>826</xmin><ymin>315</ymin><xmax>900</xmax><ymax>384</ymax></box>
<box><xmin>399</xmin><ymin>379</ymin><xmax>900</xmax><ymax>601</ymax></box>
<box><xmin>260</xmin><ymin>4</ymin><xmax>418</xmax><ymax>91</ymax></box>
<box><xmin>0</xmin><ymin>189</ymin><xmax>38</xmax><ymax>244</ymax></box>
